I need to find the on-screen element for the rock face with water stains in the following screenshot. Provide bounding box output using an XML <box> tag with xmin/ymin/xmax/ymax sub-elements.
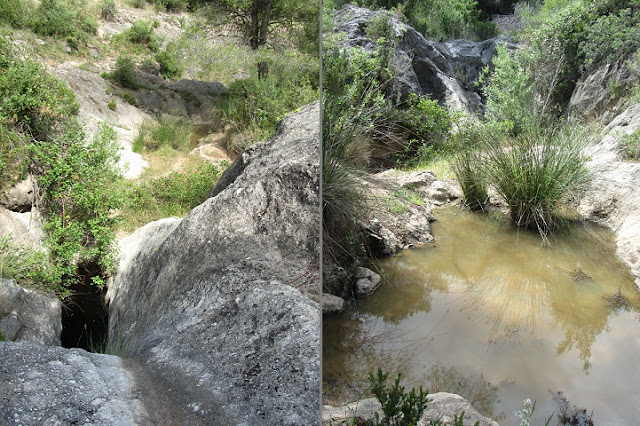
<box><xmin>579</xmin><ymin>102</ymin><xmax>640</xmax><ymax>288</ymax></box>
<box><xmin>322</xmin><ymin>393</ymin><xmax>499</xmax><ymax>425</ymax></box>
<box><xmin>332</xmin><ymin>5</ymin><xmax>515</xmax><ymax>115</ymax></box>
<box><xmin>106</xmin><ymin>102</ymin><xmax>320</xmax><ymax>424</ymax></box>
<box><xmin>0</xmin><ymin>279</ymin><xmax>61</xmax><ymax>345</ymax></box>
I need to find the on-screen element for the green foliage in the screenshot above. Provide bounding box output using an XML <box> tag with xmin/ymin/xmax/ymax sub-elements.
<box><xmin>108</xmin><ymin>99</ymin><xmax>117</xmax><ymax>111</ymax></box>
<box><xmin>0</xmin><ymin>330</ymin><xmax>4</xmax><ymax>341</ymax></box>
<box><xmin>209</xmin><ymin>0</ymin><xmax>319</xmax><ymax>50</ymax></box>
<box><xmin>111</xmin><ymin>56</ymin><xmax>139</xmax><ymax>89</ymax></box>
<box><xmin>156</xmin><ymin>44</ymin><xmax>183</xmax><ymax>80</ymax></box>
<box><xmin>0</xmin><ymin>41</ymin><xmax>79</xmax><ymax>140</ymax></box>
<box><xmin>119</xmin><ymin>162</ymin><xmax>220</xmax><ymax>230</ymax></box>
<box><xmin>31</xmin><ymin>123</ymin><xmax>123</xmax><ymax>290</ymax></box>
<box><xmin>366</xmin><ymin>369</ymin><xmax>430</xmax><ymax>426</ymax></box>
<box><xmin>365</xmin><ymin>12</ymin><xmax>397</xmax><ymax>42</ymax></box>
<box><xmin>454</xmin><ymin>125</ymin><xmax>592</xmax><ymax>240</ymax></box>
<box><xmin>100</xmin><ymin>0</ymin><xmax>118</xmax><ymax>21</ymax></box>
<box><xmin>220</xmin><ymin>48</ymin><xmax>318</xmax><ymax>150</ymax></box>
<box><xmin>134</xmin><ymin>116</ymin><xmax>192</xmax><ymax>151</ymax></box>
<box><xmin>0</xmin><ymin>237</ymin><xmax>64</xmax><ymax>295</ymax></box>
<box><xmin>120</xmin><ymin>91</ymin><xmax>139</xmax><ymax>106</ymax></box>
<box><xmin>126</xmin><ymin>20</ymin><xmax>159</xmax><ymax>50</ymax></box>
<box><xmin>0</xmin><ymin>0</ymin><xmax>26</xmax><ymax>27</ymax></box>
<box><xmin>30</xmin><ymin>0</ymin><xmax>97</xmax><ymax>45</ymax></box>
<box><xmin>620</xmin><ymin>129</ymin><xmax>640</xmax><ymax>160</ymax></box>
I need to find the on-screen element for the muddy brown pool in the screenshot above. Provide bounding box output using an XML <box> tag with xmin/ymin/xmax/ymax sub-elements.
<box><xmin>323</xmin><ymin>206</ymin><xmax>640</xmax><ymax>425</ymax></box>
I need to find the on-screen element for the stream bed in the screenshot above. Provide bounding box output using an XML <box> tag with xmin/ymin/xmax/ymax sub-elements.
<box><xmin>323</xmin><ymin>206</ymin><xmax>640</xmax><ymax>425</ymax></box>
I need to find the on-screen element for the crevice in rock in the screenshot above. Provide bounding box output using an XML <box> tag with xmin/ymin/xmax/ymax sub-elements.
<box><xmin>60</xmin><ymin>262</ymin><xmax>109</xmax><ymax>351</ymax></box>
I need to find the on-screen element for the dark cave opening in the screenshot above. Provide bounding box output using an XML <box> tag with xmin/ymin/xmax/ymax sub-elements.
<box><xmin>60</xmin><ymin>263</ymin><xmax>109</xmax><ymax>351</ymax></box>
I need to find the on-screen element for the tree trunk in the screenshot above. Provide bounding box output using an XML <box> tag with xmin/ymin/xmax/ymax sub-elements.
<box><xmin>250</xmin><ymin>0</ymin><xmax>260</xmax><ymax>50</ymax></box>
<box><xmin>257</xmin><ymin>0</ymin><xmax>274</xmax><ymax>48</ymax></box>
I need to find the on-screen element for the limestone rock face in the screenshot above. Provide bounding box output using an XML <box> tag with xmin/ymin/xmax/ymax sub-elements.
<box><xmin>0</xmin><ymin>176</ymin><xmax>34</xmax><ymax>212</ymax></box>
<box><xmin>107</xmin><ymin>102</ymin><xmax>320</xmax><ymax>424</ymax></box>
<box><xmin>568</xmin><ymin>61</ymin><xmax>635</xmax><ymax>124</ymax></box>
<box><xmin>579</xmin><ymin>103</ymin><xmax>640</xmax><ymax>288</ymax></box>
<box><xmin>358</xmin><ymin>169</ymin><xmax>458</xmax><ymax>256</ymax></box>
<box><xmin>323</xmin><ymin>393</ymin><xmax>499</xmax><ymax>425</ymax></box>
<box><xmin>0</xmin><ymin>342</ymin><xmax>150</xmax><ymax>425</ymax></box>
<box><xmin>332</xmin><ymin>5</ymin><xmax>515</xmax><ymax>115</ymax></box>
<box><xmin>0</xmin><ymin>206</ymin><xmax>43</xmax><ymax>248</ymax></box>
<box><xmin>0</xmin><ymin>279</ymin><xmax>61</xmax><ymax>346</ymax></box>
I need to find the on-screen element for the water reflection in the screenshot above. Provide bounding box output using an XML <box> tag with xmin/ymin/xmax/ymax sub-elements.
<box><xmin>323</xmin><ymin>206</ymin><xmax>640</xmax><ymax>424</ymax></box>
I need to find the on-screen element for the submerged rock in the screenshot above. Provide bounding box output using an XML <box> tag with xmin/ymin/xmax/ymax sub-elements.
<box><xmin>0</xmin><ymin>279</ymin><xmax>61</xmax><ymax>346</ymax></box>
<box><xmin>323</xmin><ymin>293</ymin><xmax>346</xmax><ymax>315</ymax></box>
<box><xmin>354</xmin><ymin>267</ymin><xmax>382</xmax><ymax>298</ymax></box>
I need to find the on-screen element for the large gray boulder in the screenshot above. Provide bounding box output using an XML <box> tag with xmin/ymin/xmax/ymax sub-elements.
<box><xmin>0</xmin><ymin>279</ymin><xmax>61</xmax><ymax>345</ymax></box>
<box><xmin>323</xmin><ymin>393</ymin><xmax>499</xmax><ymax>425</ymax></box>
<box><xmin>107</xmin><ymin>102</ymin><xmax>320</xmax><ymax>424</ymax></box>
<box><xmin>579</xmin><ymin>103</ymin><xmax>640</xmax><ymax>288</ymax></box>
<box><xmin>332</xmin><ymin>5</ymin><xmax>515</xmax><ymax>115</ymax></box>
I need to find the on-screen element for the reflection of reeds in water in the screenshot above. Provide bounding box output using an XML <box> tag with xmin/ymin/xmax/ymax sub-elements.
<box><xmin>456</xmin><ymin>271</ymin><xmax>547</xmax><ymax>344</ymax></box>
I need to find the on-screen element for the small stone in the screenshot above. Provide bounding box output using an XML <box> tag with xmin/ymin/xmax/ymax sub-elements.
<box><xmin>354</xmin><ymin>267</ymin><xmax>382</xmax><ymax>298</ymax></box>
<box><xmin>322</xmin><ymin>294</ymin><xmax>345</xmax><ymax>315</ymax></box>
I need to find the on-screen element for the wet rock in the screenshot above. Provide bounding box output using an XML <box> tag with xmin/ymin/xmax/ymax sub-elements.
<box><xmin>579</xmin><ymin>103</ymin><xmax>640</xmax><ymax>288</ymax></box>
<box><xmin>354</xmin><ymin>267</ymin><xmax>382</xmax><ymax>298</ymax></box>
<box><xmin>107</xmin><ymin>103</ymin><xmax>320</xmax><ymax>424</ymax></box>
<box><xmin>0</xmin><ymin>176</ymin><xmax>34</xmax><ymax>212</ymax></box>
<box><xmin>568</xmin><ymin>61</ymin><xmax>635</xmax><ymax>124</ymax></box>
<box><xmin>323</xmin><ymin>293</ymin><xmax>345</xmax><ymax>315</ymax></box>
<box><xmin>322</xmin><ymin>393</ymin><xmax>498</xmax><ymax>425</ymax></box>
<box><xmin>0</xmin><ymin>279</ymin><xmax>62</xmax><ymax>346</ymax></box>
<box><xmin>332</xmin><ymin>5</ymin><xmax>515</xmax><ymax>115</ymax></box>
<box><xmin>0</xmin><ymin>342</ymin><xmax>151</xmax><ymax>425</ymax></box>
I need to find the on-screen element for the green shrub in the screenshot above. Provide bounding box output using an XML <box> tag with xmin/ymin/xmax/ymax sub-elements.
<box><xmin>0</xmin><ymin>0</ymin><xmax>26</xmax><ymax>27</ymax></box>
<box><xmin>0</xmin><ymin>237</ymin><xmax>64</xmax><ymax>295</ymax></box>
<box><xmin>111</xmin><ymin>56</ymin><xmax>138</xmax><ymax>89</ymax></box>
<box><xmin>620</xmin><ymin>129</ymin><xmax>640</xmax><ymax>160</ymax></box>
<box><xmin>108</xmin><ymin>99</ymin><xmax>116</xmax><ymax>111</ymax></box>
<box><xmin>30</xmin><ymin>0</ymin><xmax>97</xmax><ymax>45</ymax></box>
<box><xmin>120</xmin><ymin>91</ymin><xmax>139</xmax><ymax>106</ymax></box>
<box><xmin>126</xmin><ymin>20</ymin><xmax>159</xmax><ymax>50</ymax></box>
<box><xmin>453</xmin><ymin>147</ymin><xmax>488</xmax><ymax>211</ymax></box>
<box><xmin>135</xmin><ymin>116</ymin><xmax>192</xmax><ymax>151</ymax></box>
<box><xmin>366</xmin><ymin>369</ymin><xmax>430</xmax><ymax>426</ymax></box>
<box><xmin>156</xmin><ymin>46</ymin><xmax>183</xmax><ymax>80</ymax></box>
<box><xmin>459</xmin><ymin>125</ymin><xmax>593</xmax><ymax>240</ymax></box>
<box><xmin>119</xmin><ymin>162</ymin><xmax>220</xmax><ymax>230</ymax></box>
<box><xmin>0</xmin><ymin>47</ymin><xmax>79</xmax><ymax>141</ymax></box>
<box><xmin>100</xmin><ymin>0</ymin><xmax>118</xmax><ymax>21</ymax></box>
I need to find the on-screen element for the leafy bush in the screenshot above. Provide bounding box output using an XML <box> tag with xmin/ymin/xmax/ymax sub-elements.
<box><xmin>0</xmin><ymin>43</ymin><xmax>79</xmax><ymax>141</ymax></box>
<box><xmin>366</xmin><ymin>369</ymin><xmax>430</xmax><ymax>426</ymax></box>
<box><xmin>108</xmin><ymin>99</ymin><xmax>116</xmax><ymax>111</ymax></box>
<box><xmin>134</xmin><ymin>116</ymin><xmax>192</xmax><ymax>151</ymax></box>
<box><xmin>620</xmin><ymin>128</ymin><xmax>640</xmax><ymax>160</ymax></box>
<box><xmin>30</xmin><ymin>0</ymin><xmax>97</xmax><ymax>45</ymax></box>
<box><xmin>0</xmin><ymin>237</ymin><xmax>63</xmax><ymax>294</ymax></box>
<box><xmin>0</xmin><ymin>0</ymin><xmax>26</xmax><ymax>27</ymax></box>
<box><xmin>126</xmin><ymin>20</ymin><xmax>159</xmax><ymax>50</ymax></box>
<box><xmin>156</xmin><ymin>45</ymin><xmax>183</xmax><ymax>80</ymax></box>
<box><xmin>111</xmin><ymin>56</ymin><xmax>138</xmax><ymax>89</ymax></box>
<box><xmin>120</xmin><ymin>91</ymin><xmax>139</xmax><ymax>106</ymax></box>
<box><xmin>100</xmin><ymin>0</ymin><xmax>118</xmax><ymax>21</ymax></box>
